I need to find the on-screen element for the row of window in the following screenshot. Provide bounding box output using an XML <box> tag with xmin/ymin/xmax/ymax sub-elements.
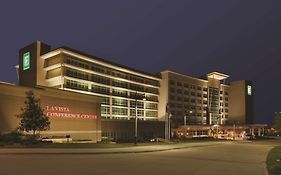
<box><xmin>101</xmin><ymin>106</ymin><xmax>157</xmax><ymax>117</ymax></box>
<box><xmin>65</xmin><ymin>56</ymin><xmax>159</xmax><ymax>87</ymax></box>
<box><xmin>65</xmin><ymin>80</ymin><xmax>88</xmax><ymax>91</ymax></box>
<box><xmin>169</xmin><ymin>80</ymin><xmax>208</xmax><ymax>91</ymax></box>
<box><xmin>170</xmin><ymin>95</ymin><xmax>208</xmax><ymax>103</ymax></box>
<box><xmin>169</xmin><ymin>110</ymin><xmax>229</xmax><ymax>118</ymax></box>
<box><xmin>65</xmin><ymin>79</ymin><xmax>159</xmax><ymax>102</ymax></box>
<box><xmin>101</xmin><ymin>97</ymin><xmax>158</xmax><ymax>109</ymax></box>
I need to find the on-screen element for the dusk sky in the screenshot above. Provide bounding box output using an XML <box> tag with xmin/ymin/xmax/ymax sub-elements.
<box><xmin>0</xmin><ymin>0</ymin><xmax>280</xmax><ymax>124</ymax></box>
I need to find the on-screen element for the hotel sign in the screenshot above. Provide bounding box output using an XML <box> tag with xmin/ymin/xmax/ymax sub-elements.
<box><xmin>45</xmin><ymin>105</ymin><xmax>97</xmax><ymax>119</ymax></box>
<box><xmin>23</xmin><ymin>52</ymin><xmax>30</xmax><ymax>70</ymax></box>
<box><xmin>247</xmin><ymin>85</ymin><xmax>252</xmax><ymax>96</ymax></box>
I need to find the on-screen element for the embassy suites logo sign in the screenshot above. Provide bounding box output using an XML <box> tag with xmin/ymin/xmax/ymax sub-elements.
<box><xmin>23</xmin><ymin>52</ymin><xmax>30</xmax><ymax>71</ymax></box>
<box><xmin>45</xmin><ymin>105</ymin><xmax>97</xmax><ymax>119</ymax></box>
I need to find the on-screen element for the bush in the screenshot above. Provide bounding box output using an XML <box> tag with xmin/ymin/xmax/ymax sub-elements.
<box><xmin>0</xmin><ymin>132</ymin><xmax>23</xmax><ymax>144</ymax></box>
<box><xmin>0</xmin><ymin>132</ymin><xmax>42</xmax><ymax>145</ymax></box>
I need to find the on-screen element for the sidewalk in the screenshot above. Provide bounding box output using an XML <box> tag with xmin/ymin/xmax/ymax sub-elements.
<box><xmin>0</xmin><ymin>141</ymin><xmax>228</xmax><ymax>155</ymax></box>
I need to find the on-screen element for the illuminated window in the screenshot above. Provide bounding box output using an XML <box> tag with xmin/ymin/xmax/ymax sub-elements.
<box><xmin>112</xmin><ymin>98</ymin><xmax>127</xmax><ymax>107</ymax></box>
<box><xmin>101</xmin><ymin>106</ymin><xmax>110</xmax><ymax>114</ymax></box>
<box><xmin>112</xmin><ymin>107</ymin><xmax>128</xmax><ymax>115</ymax></box>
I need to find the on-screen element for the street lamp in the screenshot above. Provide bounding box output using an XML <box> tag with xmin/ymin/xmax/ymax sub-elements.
<box><xmin>134</xmin><ymin>92</ymin><xmax>146</xmax><ymax>145</ymax></box>
<box><xmin>184</xmin><ymin>111</ymin><xmax>192</xmax><ymax>125</ymax></box>
<box><xmin>165</xmin><ymin>103</ymin><xmax>171</xmax><ymax>140</ymax></box>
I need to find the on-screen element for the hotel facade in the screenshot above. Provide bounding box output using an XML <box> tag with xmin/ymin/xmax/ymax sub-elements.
<box><xmin>0</xmin><ymin>41</ymin><xmax>263</xmax><ymax>142</ymax></box>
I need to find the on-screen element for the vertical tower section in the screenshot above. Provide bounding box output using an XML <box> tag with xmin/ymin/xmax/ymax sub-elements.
<box><xmin>207</xmin><ymin>72</ymin><xmax>229</xmax><ymax>125</ymax></box>
<box><xmin>18</xmin><ymin>41</ymin><xmax>51</xmax><ymax>87</ymax></box>
<box><xmin>229</xmin><ymin>80</ymin><xmax>254</xmax><ymax>124</ymax></box>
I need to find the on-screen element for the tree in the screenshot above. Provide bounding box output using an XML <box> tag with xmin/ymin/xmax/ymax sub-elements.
<box><xmin>17</xmin><ymin>91</ymin><xmax>50</xmax><ymax>135</ymax></box>
<box><xmin>272</xmin><ymin>112</ymin><xmax>281</xmax><ymax>135</ymax></box>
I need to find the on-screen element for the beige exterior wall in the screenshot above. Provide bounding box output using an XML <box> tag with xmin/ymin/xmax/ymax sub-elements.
<box><xmin>229</xmin><ymin>80</ymin><xmax>246</xmax><ymax>124</ymax></box>
<box><xmin>159</xmin><ymin>71</ymin><xmax>208</xmax><ymax>127</ymax></box>
<box><xmin>158</xmin><ymin>72</ymin><xmax>169</xmax><ymax>121</ymax></box>
<box><xmin>0</xmin><ymin>82</ymin><xmax>102</xmax><ymax>142</ymax></box>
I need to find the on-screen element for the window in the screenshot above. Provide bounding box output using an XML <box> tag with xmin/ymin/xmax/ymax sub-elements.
<box><xmin>197</xmin><ymin>86</ymin><xmax>202</xmax><ymax>91</ymax></box>
<box><xmin>92</xmin><ymin>85</ymin><xmax>110</xmax><ymax>95</ymax></box>
<box><xmin>177</xmin><ymin>104</ymin><xmax>183</xmax><ymax>108</ymax></box>
<box><xmin>101</xmin><ymin>106</ymin><xmax>110</xmax><ymax>114</ymax></box>
<box><xmin>130</xmin><ymin>100</ymin><xmax>144</xmax><ymax>108</ymax></box>
<box><xmin>146</xmin><ymin>95</ymin><xmax>158</xmax><ymax>102</ymax></box>
<box><xmin>177</xmin><ymin>89</ymin><xmax>182</xmax><ymax>94</ymax></box>
<box><xmin>177</xmin><ymin>97</ymin><xmax>183</xmax><ymax>101</ymax></box>
<box><xmin>169</xmin><ymin>95</ymin><xmax>175</xmax><ymax>100</ymax></box>
<box><xmin>66</xmin><ymin>69</ymin><xmax>89</xmax><ymax>80</ymax></box>
<box><xmin>112</xmin><ymin>98</ymin><xmax>127</xmax><ymax>107</ymax></box>
<box><xmin>225</xmin><ymin>103</ymin><xmax>228</xmax><ymax>107</ymax></box>
<box><xmin>65</xmin><ymin>79</ymin><xmax>88</xmax><ymax>91</ymax></box>
<box><xmin>225</xmin><ymin>91</ymin><xmax>228</xmax><ymax>95</ymax></box>
<box><xmin>112</xmin><ymin>80</ymin><xmax>128</xmax><ymax>88</ymax></box>
<box><xmin>184</xmin><ymin>90</ymin><xmax>189</xmax><ymax>95</ymax></box>
<box><xmin>65</xmin><ymin>57</ymin><xmax>89</xmax><ymax>70</ymax></box>
<box><xmin>225</xmin><ymin>97</ymin><xmax>228</xmax><ymax>101</ymax></box>
<box><xmin>145</xmin><ymin>87</ymin><xmax>159</xmax><ymax>94</ymax></box>
<box><xmin>145</xmin><ymin>103</ymin><xmax>158</xmax><ymax>110</ymax></box>
<box><xmin>191</xmin><ymin>92</ymin><xmax>196</xmax><ymax>96</ymax></box>
<box><xmin>146</xmin><ymin>111</ymin><xmax>157</xmax><ymax>117</ymax></box>
<box><xmin>92</xmin><ymin>75</ymin><xmax>110</xmax><ymax>85</ymax></box>
<box><xmin>197</xmin><ymin>93</ymin><xmax>201</xmax><ymax>97</ymax></box>
<box><xmin>129</xmin><ymin>83</ymin><xmax>144</xmax><ymax>92</ymax></box>
<box><xmin>112</xmin><ymin>89</ymin><xmax>127</xmax><ymax>97</ymax></box>
<box><xmin>101</xmin><ymin>98</ymin><xmax>109</xmax><ymax>105</ymax></box>
<box><xmin>170</xmin><ymin>87</ymin><xmax>175</xmax><ymax>93</ymax></box>
<box><xmin>184</xmin><ymin>83</ymin><xmax>189</xmax><ymax>88</ymax></box>
<box><xmin>112</xmin><ymin>107</ymin><xmax>128</xmax><ymax>115</ymax></box>
<box><xmin>177</xmin><ymin>82</ymin><xmax>182</xmax><ymax>86</ymax></box>
<box><xmin>169</xmin><ymin>80</ymin><xmax>175</xmax><ymax>85</ymax></box>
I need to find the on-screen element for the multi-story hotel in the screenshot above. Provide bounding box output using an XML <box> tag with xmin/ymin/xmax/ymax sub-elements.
<box><xmin>18</xmin><ymin>41</ymin><xmax>160</xmax><ymax>121</ymax></box>
<box><xmin>16</xmin><ymin>41</ymin><xmax>164</xmax><ymax>141</ymax></box>
<box><xmin>159</xmin><ymin>71</ymin><xmax>254</xmax><ymax>128</ymax></box>
<box><xmin>0</xmin><ymin>40</ymin><xmax>264</xmax><ymax>142</ymax></box>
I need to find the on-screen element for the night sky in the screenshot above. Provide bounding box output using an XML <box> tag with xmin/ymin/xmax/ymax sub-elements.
<box><xmin>0</xmin><ymin>1</ymin><xmax>280</xmax><ymax>124</ymax></box>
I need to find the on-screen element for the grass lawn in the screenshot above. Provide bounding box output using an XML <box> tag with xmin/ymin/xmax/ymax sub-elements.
<box><xmin>267</xmin><ymin>146</ymin><xmax>281</xmax><ymax>175</ymax></box>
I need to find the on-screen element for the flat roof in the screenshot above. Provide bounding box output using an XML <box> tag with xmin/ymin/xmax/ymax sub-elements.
<box><xmin>161</xmin><ymin>70</ymin><xmax>208</xmax><ymax>83</ymax></box>
<box><xmin>207</xmin><ymin>71</ymin><xmax>229</xmax><ymax>80</ymax></box>
<box><xmin>41</xmin><ymin>46</ymin><xmax>160</xmax><ymax>80</ymax></box>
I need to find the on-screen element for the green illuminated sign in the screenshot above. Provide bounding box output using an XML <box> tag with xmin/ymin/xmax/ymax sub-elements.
<box><xmin>23</xmin><ymin>52</ymin><xmax>30</xmax><ymax>70</ymax></box>
<box><xmin>247</xmin><ymin>85</ymin><xmax>252</xmax><ymax>96</ymax></box>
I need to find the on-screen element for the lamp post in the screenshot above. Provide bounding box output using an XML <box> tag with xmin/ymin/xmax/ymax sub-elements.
<box><xmin>134</xmin><ymin>92</ymin><xmax>145</xmax><ymax>145</ymax></box>
<box><xmin>233</xmin><ymin>123</ymin><xmax>236</xmax><ymax>140</ymax></box>
<box><xmin>183</xmin><ymin>111</ymin><xmax>192</xmax><ymax>127</ymax></box>
<box><xmin>184</xmin><ymin>110</ymin><xmax>192</xmax><ymax>137</ymax></box>
<box><xmin>165</xmin><ymin>103</ymin><xmax>171</xmax><ymax>140</ymax></box>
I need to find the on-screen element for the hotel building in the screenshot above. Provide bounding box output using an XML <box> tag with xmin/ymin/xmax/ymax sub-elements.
<box><xmin>0</xmin><ymin>40</ymin><xmax>263</xmax><ymax>142</ymax></box>
<box><xmin>159</xmin><ymin>71</ymin><xmax>254</xmax><ymax>128</ymax></box>
<box><xmin>16</xmin><ymin>41</ymin><xmax>164</xmax><ymax>141</ymax></box>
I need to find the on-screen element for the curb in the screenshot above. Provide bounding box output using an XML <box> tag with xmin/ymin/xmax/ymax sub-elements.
<box><xmin>0</xmin><ymin>143</ymin><xmax>223</xmax><ymax>155</ymax></box>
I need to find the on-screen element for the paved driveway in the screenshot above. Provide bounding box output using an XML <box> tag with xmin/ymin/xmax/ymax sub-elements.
<box><xmin>0</xmin><ymin>140</ymin><xmax>279</xmax><ymax>175</ymax></box>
